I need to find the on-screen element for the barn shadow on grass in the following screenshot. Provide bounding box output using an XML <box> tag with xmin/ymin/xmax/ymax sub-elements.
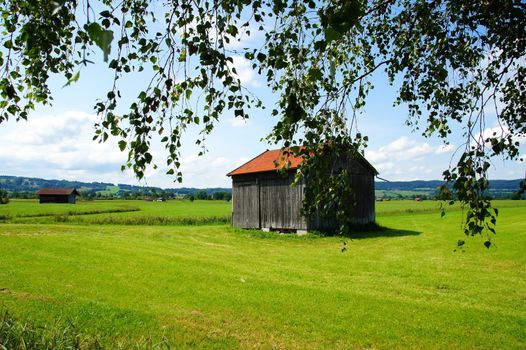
<box><xmin>315</xmin><ymin>223</ymin><xmax>421</xmax><ymax>240</ymax></box>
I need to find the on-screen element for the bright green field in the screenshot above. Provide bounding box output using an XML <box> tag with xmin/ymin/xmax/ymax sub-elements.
<box><xmin>0</xmin><ymin>200</ymin><xmax>525</xmax><ymax>349</ymax></box>
<box><xmin>0</xmin><ymin>198</ymin><xmax>501</xmax><ymax>221</ymax></box>
<box><xmin>0</xmin><ymin>199</ymin><xmax>140</xmax><ymax>218</ymax></box>
<box><xmin>0</xmin><ymin>199</ymin><xmax>231</xmax><ymax>225</ymax></box>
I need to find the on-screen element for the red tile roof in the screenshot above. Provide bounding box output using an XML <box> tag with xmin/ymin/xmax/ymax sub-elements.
<box><xmin>227</xmin><ymin>149</ymin><xmax>303</xmax><ymax>176</ymax></box>
<box><xmin>227</xmin><ymin>148</ymin><xmax>378</xmax><ymax>176</ymax></box>
<box><xmin>36</xmin><ymin>188</ymin><xmax>79</xmax><ymax>195</ymax></box>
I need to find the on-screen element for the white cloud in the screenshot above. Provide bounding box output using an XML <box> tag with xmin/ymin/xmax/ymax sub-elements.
<box><xmin>2</xmin><ymin>110</ymin><xmax>523</xmax><ymax>187</ymax></box>
<box><xmin>364</xmin><ymin>136</ymin><xmax>459</xmax><ymax>181</ymax></box>
<box><xmin>385</xmin><ymin>137</ymin><xmax>434</xmax><ymax>160</ymax></box>
<box><xmin>211</xmin><ymin>156</ymin><xmax>230</xmax><ymax>167</ymax></box>
<box><xmin>4</xmin><ymin>111</ymin><xmax>94</xmax><ymax>146</ymax></box>
<box><xmin>220</xmin><ymin>24</ymin><xmax>264</xmax><ymax>50</ymax></box>
<box><xmin>366</xmin><ymin>134</ymin><xmax>525</xmax><ymax>180</ymax></box>
<box><xmin>481</xmin><ymin>125</ymin><xmax>508</xmax><ymax>141</ymax></box>
<box><xmin>469</xmin><ymin>125</ymin><xmax>526</xmax><ymax>161</ymax></box>
<box><xmin>166</xmin><ymin>153</ymin><xmax>240</xmax><ymax>187</ymax></box>
<box><xmin>0</xmin><ymin>111</ymin><xmax>242</xmax><ymax>188</ymax></box>
<box><xmin>481</xmin><ymin>125</ymin><xmax>525</xmax><ymax>145</ymax></box>
<box><xmin>364</xmin><ymin>149</ymin><xmax>388</xmax><ymax>163</ymax></box>
<box><xmin>375</xmin><ymin>162</ymin><xmax>395</xmax><ymax>172</ymax></box>
<box><xmin>365</xmin><ymin>136</ymin><xmax>451</xmax><ymax>163</ymax></box>
<box><xmin>227</xmin><ymin>116</ymin><xmax>249</xmax><ymax>128</ymax></box>
<box><xmin>228</xmin><ymin>55</ymin><xmax>260</xmax><ymax>87</ymax></box>
<box><xmin>408</xmin><ymin>165</ymin><xmax>432</xmax><ymax>174</ymax></box>
<box><xmin>235</xmin><ymin>157</ymin><xmax>249</xmax><ymax>167</ymax></box>
<box><xmin>0</xmin><ymin>111</ymin><xmax>130</xmax><ymax>183</ymax></box>
<box><xmin>435</xmin><ymin>144</ymin><xmax>456</xmax><ymax>154</ymax></box>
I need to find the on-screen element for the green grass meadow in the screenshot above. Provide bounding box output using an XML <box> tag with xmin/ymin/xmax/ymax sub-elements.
<box><xmin>0</xmin><ymin>199</ymin><xmax>231</xmax><ymax>225</ymax></box>
<box><xmin>0</xmin><ymin>199</ymin><xmax>525</xmax><ymax>349</ymax></box>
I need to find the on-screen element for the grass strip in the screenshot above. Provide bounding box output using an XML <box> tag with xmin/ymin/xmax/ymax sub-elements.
<box><xmin>13</xmin><ymin>208</ymin><xmax>140</xmax><ymax>218</ymax></box>
<box><xmin>69</xmin><ymin>215</ymin><xmax>231</xmax><ymax>225</ymax></box>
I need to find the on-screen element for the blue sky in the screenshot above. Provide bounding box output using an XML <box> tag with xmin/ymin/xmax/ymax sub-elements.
<box><xmin>0</xmin><ymin>22</ymin><xmax>524</xmax><ymax>189</ymax></box>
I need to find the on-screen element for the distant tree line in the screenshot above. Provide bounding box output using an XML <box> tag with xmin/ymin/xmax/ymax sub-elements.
<box><xmin>377</xmin><ymin>190</ymin><xmax>525</xmax><ymax>201</ymax></box>
<box><xmin>1</xmin><ymin>174</ymin><xmax>522</xmax><ymax>201</ymax></box>
<box><xmin>79</xmin><ymin>189</ymin><xmax>231</xmax><ymax>201</ymax></box>
<box><xmin>1</xmin><ymin>187</ymin><xmax>522</xmax><ymax>201</ymax></box>
<box><xmin>0</xmin><ymin>191</ymin><xmax>37</xmax><ymax>200</ymax></box>
<box><xmin>184</xmin><ymin>190</ymin><xmax>232</xmax><ymax>202</ymax></box>
<box><xmin>0</xmin><ymin>176</ymin><xmax>232</xmax><ymax>200</ymax></box>
<box><xmin>0</xmin><ymin>176</ymin><xmax>113</xmax><ymax>193</ymax></box>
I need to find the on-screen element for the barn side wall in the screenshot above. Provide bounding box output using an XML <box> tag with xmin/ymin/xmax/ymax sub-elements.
<box><xmin>231</xmin><ymin>158</ymin><xmax>376</xmax><ymax>232</ymax></box>
<box><xmin>232</xmin><ymin>176</ymin><xmax>260</xmax><ymax>228</ymax></box>
<box><xmin>348</xmin><ymin>172</ymin><xmax>375</xmax><ymax>224</ymax></box>
<box><xmin>259</xmin><ymin>175</ymin><xmax>306</xmax><ymax>230</ymax></box>
<box><xmin>39</xmin><ymin>195</ymin><xmax>70</xmax><ymax>204</ymax></box>
<box><xmin>68</xmin><ymin>194</ymin><xmax>76</xmax><ymax>204</ymax></box>
<box><xmin>231</xmin><ymin>171</ymin><xmax>305</xmax><ymax>230</ymax></box>
<box><xmin>342</xmin><ymin>157</ymin><xmax>376</xmax><ymax>225</ymax></box>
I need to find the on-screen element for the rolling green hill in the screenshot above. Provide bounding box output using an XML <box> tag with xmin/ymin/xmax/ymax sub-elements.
<box><xmin>0</xmin><ymin>175</ymin><xmax>230</xmax><ymax>198</ymax></box>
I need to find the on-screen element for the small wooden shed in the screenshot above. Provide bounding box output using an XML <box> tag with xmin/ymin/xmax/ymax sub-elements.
<box><xmin>37</xmin><ymin>188</ymin><xmax>79</xmax><ymax>204</ymax></box>
<box><xmin>227</xmin><ymin>149</ymin><xmax>378</xmax><ymax>232</ymax></box>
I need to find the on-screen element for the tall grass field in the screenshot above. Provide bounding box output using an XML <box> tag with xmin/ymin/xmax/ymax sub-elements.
<box><xmin>0</xmin><ymin>199</ymin><xmax>525</xmax><ymax>349</ymax></box>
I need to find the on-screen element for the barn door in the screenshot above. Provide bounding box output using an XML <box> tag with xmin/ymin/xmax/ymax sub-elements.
<box><xmin>259</xmin><ymin>176</ymin><xmax>306</xmax><ymax>230</ymax></box>
<box><xmin>232</xmin><ymin>181</ymin><xmax>260</xmax><ymax>228</ymax></box>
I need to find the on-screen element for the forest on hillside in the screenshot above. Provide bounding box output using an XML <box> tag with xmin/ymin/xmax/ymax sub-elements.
<box><xmin>0</xmin><ymin>175</ymin><xmax>524</xmax><ymax>200</ymax></box>
<box><xmin>0</xmin><ymin>175</ymin><xmax>231</xmax><ymax>200</ymax></box>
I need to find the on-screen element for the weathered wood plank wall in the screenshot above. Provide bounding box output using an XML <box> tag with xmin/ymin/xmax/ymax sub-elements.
<box><xmin>259</xmin><ymin>176</ymin><xmax>306</xmax><ymax>230</ymax></box>
<box><xmin>232</xmin><ymin>180</ymin><xmax>259</xmax><ymax>228</ymax></box>
<box><xmin>230</xmin><ymin>157</ymin><xmax>376</xmax><ymax>231</ymax></box>
<box><xmin>39</xmin><ymin>194</ymin><xmax>76</xmax><ymax>204</ymax></box>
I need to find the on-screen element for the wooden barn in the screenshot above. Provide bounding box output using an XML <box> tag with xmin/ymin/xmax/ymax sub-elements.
<box><xmin>37</xmin><ymin>188</ymin><xmax>79</xmax><ymax>204</ymax></box>
<box><xmin>227</xmin><ymin>149</ymin><xmax>378</xmax><ymax>232</ymax></box>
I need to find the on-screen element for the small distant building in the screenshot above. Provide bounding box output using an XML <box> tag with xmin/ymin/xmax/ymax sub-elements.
<box><xmin>227</xmin><ymin>148</ymin><xmax>378</xmax><ymax>232</ymax></box>
<box><xmin>37</xmin><ymin>188</ymin><xmax>79</xmax><ymax>204</ymax></box>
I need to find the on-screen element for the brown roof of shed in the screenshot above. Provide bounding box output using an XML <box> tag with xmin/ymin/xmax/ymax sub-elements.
<box><xmin>36</xmin><ymin>188</ymin><xmax>79</xmax><ymax>195</ymax></box>
<box><xmin>227</xmin><ymin>148</ymin><xmax>378</xmax><ymax>176</ymax></box>
<box><xmin>227</xmin><ymin>149</ymin><xmax>303</xmax><ymax>176</ymax></box>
